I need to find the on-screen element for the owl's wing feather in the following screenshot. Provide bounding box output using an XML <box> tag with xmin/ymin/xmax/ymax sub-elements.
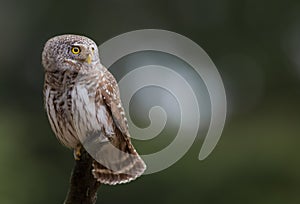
<box><xmin>91</xmin><ymin>68</ymin><xmax>146</xmax><ymax>185</ymax></box>
<box><xmin>100</xmin><ymin>69</ymin><xmax>129</xmax><ymax>135</ymax></box>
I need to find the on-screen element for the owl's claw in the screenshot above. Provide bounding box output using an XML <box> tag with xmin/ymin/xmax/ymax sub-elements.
<box><xmin>74</xmin><ymin>145</ymin><xmax>82</xmax><ymax>160</ymax></box>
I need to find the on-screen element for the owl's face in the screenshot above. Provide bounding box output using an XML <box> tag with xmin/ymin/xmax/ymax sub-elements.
<box><xmin>42</xmin><ymin>34</ymin><xmax>100</xmax><ymax>72</ymax></box>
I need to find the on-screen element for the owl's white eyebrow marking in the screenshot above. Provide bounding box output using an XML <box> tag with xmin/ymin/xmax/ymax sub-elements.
<box><xmin>73</xmin><ymin>43</ymin><xmax>83</xmax><ymax>46</ymax></box>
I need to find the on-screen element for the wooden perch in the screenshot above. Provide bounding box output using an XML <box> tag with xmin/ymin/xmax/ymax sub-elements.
<box><xmin>64</xmin><ymin>147</ymin><xmax>101</xmax><ymax>204</ymax></box>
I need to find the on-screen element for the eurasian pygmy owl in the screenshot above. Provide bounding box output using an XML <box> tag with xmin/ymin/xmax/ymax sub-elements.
<box><xmin>42</xmin><ymin>34</ymin><xmax>146</xmax><ymax>185</ymax></box>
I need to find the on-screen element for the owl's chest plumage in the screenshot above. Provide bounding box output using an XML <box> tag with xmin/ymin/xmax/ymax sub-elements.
<box><xmin>44</xmin><ymin>70</ymin><xmax>112</xmax><ymax>149</ymax></box>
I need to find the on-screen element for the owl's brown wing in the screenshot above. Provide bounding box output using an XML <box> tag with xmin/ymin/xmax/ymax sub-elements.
<box><xmin>91</xmin><ymin>68</ymin><xmax>146</xmax><ymax>185</ymax></box>
<box><xmin>99</xmin><ymin>69</ymin><xmax>129</xmax><ymax>136</ymax></box>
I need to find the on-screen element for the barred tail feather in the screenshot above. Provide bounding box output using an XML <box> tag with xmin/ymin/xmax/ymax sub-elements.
<box><xmin>92</xmin><ymin>153</ymin><xmax>146</xmax><ymax>185</ymax></box>
<box><xmin>84</xmin><ymin>129</ymin><xmax>146</xmax><ymax>185</ymax></box>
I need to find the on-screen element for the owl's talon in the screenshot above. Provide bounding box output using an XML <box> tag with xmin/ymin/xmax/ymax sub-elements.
<box><xmin>74</xmin><ymin>145</ymin><xmax>82</xmax><ymax>160</ymax></box>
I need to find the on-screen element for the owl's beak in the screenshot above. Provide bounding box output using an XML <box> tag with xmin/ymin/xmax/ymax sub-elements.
<box><xmin>85</xmin><ymin>53</ymin><xmax>93</xmax><ymax>64</ymax></box>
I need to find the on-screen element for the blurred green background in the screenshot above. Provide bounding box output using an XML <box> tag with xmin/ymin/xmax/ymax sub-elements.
<box><xmin>1</xmin><ymin>0</ymin><xmax>300</xmax><ymax>203</ymax></box>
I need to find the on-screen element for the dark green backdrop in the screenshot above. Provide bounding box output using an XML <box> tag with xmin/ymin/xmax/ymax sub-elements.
<box><xmin>0</xmin><ymin>0</ymin><xmax>299</xmax><ymax>203</ymax></box>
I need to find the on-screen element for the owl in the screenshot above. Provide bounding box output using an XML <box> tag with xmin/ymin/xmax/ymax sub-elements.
<box><xmin>42</xmin><ymin>34</ymin><xmax>146</xmax><ymax>185</ymax></box>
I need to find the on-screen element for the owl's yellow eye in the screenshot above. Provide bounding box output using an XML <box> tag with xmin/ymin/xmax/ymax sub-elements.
<box><xmin>71</xmin><ymin>46</ymin><xmax>81</xmax><ymax>54</ymax></box>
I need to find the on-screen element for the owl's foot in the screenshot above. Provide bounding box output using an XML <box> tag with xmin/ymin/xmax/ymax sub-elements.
<box><xmin>74</xmin><ymin>145</ymin><xmax>82</xmax><ymax>160</ymax></box>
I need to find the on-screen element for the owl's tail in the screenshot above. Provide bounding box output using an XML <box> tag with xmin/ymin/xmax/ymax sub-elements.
<box><xmin>86</xmin><ymin>130</ymin><xmax>145</xmax><ymax>185</ymax></box>
<box><xmin>92</xmin><ymin>149</ymin><xmax>146</xmax><ymax>185</ymax></box>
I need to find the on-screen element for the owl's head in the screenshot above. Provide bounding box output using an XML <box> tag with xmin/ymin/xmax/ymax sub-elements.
<box><xmin>42</xmin><ymin>34</ymin><xmax>100</xmax><ymax>72</ymax></box>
